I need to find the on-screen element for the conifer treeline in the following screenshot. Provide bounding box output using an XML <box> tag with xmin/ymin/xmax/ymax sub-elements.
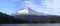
<box><xmin>0</xmin><ymin>12</ymin><xmax>60</xmax><ymax>23</ymax></box>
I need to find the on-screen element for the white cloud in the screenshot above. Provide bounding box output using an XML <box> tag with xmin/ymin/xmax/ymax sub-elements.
<box><xmin>14</xmin><ymin>0</ymin><xmax>17</xmax><ymax>1</ymax></box>
<box><xmin>24</xmin><ymin>1</ymin><xmax>33</xmax><ymax>5</ymax></box>
<box><xmin>23</xmin><ymin>0</ymin><xmax>53</xmax><ymax>13</ymax></box>
<box><xmin>13</xmin><ymin>0</ymin><xmax>60</xmax><ymax>16</ymax></box>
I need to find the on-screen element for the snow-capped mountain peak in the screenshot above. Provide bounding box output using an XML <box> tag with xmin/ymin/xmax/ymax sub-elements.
<box><xmin>11</xmin><ymin>7</ymin><xmax>58</xmax><ymax>19</ymax></box>
<box><xmin>16</xmin><ymin>7</ymin><xmax>32</xmax><ymax>14</ymax></box>
<box><xmin>14</xmin><ymin>7</ymin><xmax>48</xmax><ymax>16</ymax></box>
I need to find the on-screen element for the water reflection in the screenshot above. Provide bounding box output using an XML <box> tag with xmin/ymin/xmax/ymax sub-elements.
<box><xmin>0</xmin><ymin>24</ymin><xmax>17</xmax><ymax>26</ymax></box>
<box><xmin>17</xmin><ymin>24</ymin><xmax>60</xmax><ymax>26</ymax></box>
<box><xmin>0</xmin><ymin>23</ymin><xmax>60</xmax><ymax>26</ymax></box>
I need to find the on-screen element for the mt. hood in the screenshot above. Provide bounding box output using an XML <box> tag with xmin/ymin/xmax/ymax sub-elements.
<box><xmin>14</xmin><ymin>7</ymin><xmax>48</xmax><ymax>16</ymax></box>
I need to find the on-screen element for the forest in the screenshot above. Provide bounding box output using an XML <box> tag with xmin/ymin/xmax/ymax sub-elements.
<box><xmin>0</xmin><ymin>12</ymin><xmax>60</xmax><ymax>23</ymax></box>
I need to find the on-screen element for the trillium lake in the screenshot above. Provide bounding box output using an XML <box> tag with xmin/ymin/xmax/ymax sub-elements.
<box><xmin>0</xmin><ymin>23</ymin><xmax>60</xmax><ymax>26</ymax></box>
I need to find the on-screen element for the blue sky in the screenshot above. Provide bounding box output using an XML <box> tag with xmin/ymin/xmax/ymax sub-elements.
<box><xmin>0</xmin><ymin>0</ymin><xmax>60</xmax><ymax>16</ymax></box>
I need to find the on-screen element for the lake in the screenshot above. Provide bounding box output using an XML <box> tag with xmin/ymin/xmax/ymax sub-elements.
<box><xmin>0</xmin><ymin>23</ymin><xmax>60</xmax><ymax>26</ymax></box>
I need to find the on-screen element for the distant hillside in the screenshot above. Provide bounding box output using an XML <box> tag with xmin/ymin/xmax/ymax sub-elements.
<box><xmin>0</xmin><ymin>12</ymin><xmax>14</xmax><ymax>19</ymax></box>
<box><xmin>0</xmin><ymin>12</ymin><xmax>60</xmax><ymax>23</ymax></box>
<box><xmin>0</xmin><ymin>12</ymin><xmax>15</xmax><ymax>23</ymax></box>
<box><xmin>0</xmin><ymin>12</ymin><xmax>29</xmax><ymax>23</ymax></box>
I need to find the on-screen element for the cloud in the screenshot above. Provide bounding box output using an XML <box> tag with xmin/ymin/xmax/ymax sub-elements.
<box><xmin>23</xmin><ymin>0</ymin><xmax>43</xmax><ymax>11</ymax></box>
<box><xmin>13</xmin><ymin>0</ymin><xmax>60</xmax><ymax>16</ymax></box>
<box><xmin>24</xmin><ymin>0</ymin><xmax>60</xmax><ymax>15</ymax></box>
<box><xmin>23</xmin><ymin>0</ymin><xmax>53</xmax><ymax>13</ymax></box>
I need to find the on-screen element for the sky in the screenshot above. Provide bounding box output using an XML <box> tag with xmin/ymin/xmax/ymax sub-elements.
<box><xmin>0</xmin><ymin>0</ymin><xmax>60</xmax><ymax>16</ymax></box>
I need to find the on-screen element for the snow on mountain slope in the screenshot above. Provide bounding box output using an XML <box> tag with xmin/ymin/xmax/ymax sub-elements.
<box><xmin>15</xmin><ymin>7</ymin><xmax>48</xmax><ymax>16</ymax></box>
<box><xmin>11</xmin><ymin>7</ymin><xmax>59</xmax><ymax>19</ymax></box>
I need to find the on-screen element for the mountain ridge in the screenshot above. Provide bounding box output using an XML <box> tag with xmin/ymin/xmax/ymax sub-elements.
<box><xmin>13</xmin><ymin>7</ymin><xmax>48</xmax><ymax>16</ymax></box>
<box><xmin>11</xmin><ymin>7</ymin><xmax>59</xmax><ymax>19</ymax></box>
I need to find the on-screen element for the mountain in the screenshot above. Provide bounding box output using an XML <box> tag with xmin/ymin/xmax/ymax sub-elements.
<box><xmin>11</xmin><ymin>7</ymin><xmax>47</xmax><ymax>19</ymax></box>
<box><xmin>14</xmin><ymin>7</ymin><xmax>48</xmax><ymax>16</ymax></box>
<box><xmin>12</xmin><ymin>7</ymin><xmax>58</xmax><ymax>19</ymax></box>
<box><xmin>0</xmin><ymin>12</ymin><xmax>14</xmax><ymax>19</ymax></box>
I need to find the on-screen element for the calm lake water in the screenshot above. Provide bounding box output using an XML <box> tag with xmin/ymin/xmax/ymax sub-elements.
<box><xmin>0</xmin><ymin>23</ymin><xmax>60</xmax><ymax>26</ymax></box>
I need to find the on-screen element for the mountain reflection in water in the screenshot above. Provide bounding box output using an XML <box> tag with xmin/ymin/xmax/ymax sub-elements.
<box><xmin>17</xmin><ymin>24</ymin><xmax>60</xmax><ymax>26</ymax></box>
<box><xmin>0</xmin><ymin>23</ymin><xmax>60</xmax><ymax>26</ymax></box>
